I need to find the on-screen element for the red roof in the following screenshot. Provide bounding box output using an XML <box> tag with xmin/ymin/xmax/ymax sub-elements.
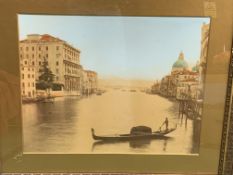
<box><xmin>40</xmin><ymin>34</ymin><xmax>63</xmax><ymax>42</ymax></box>
<box><xmin>19</xmin><ymin>34</ymin><xmax>81</xmax><ymax>52</ymax></box>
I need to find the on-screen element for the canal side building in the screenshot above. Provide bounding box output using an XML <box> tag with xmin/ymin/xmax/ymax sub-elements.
<box><xmin>82</xmin><ymin>70</ymin><xmax>98</xmax><ymax>95</ymax></box>
<box><xmin>158</xmin><ymin>52</ymin><xmax>199</xmax><ymax>99</ymax></box>
<box><xmin>19</xmin><ymin>34</ymin><xmax>97</xmax><ymax>98</ymax></box>
<box><xmin>20</xmin><ymin>64</ymin><xmax>36</xmax><ymax>98</ymax></box>
<box><xmin>154</xmin><ymin>23</ymin><xmax>210</xmax><ymax>101</ymax></box>
<box><xmin>151</xmin><ymin>81</ymin><xmax>160</xmax><ymax>94</ymax></box>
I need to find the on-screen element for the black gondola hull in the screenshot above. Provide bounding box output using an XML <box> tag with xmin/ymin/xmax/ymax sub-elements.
<box><xmin>91</xmin><ymin>128</ymin><xmax>176</xmax><ymax>141</ymax></box>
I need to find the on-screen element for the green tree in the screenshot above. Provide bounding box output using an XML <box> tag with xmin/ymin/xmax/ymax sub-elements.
<box><xmin>37</xmin><ymin>59</ymin><xmax>55</xmax><ymax>96</ymax></box>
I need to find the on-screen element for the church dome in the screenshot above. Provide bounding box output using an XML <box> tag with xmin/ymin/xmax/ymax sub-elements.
<box><xmin>172</xmin><ymin>52</ymin><xmax>188</xmax><ymax>70</ymax></box>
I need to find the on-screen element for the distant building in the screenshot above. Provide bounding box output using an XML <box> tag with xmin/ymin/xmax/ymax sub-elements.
<box><xmin>160</xmin><ymin>75</ymin><xmax>172</xmax><ymax>96</ymax></box>
<box><xmin>151</xmin><ymin>81</ymin><xmax>160</xmax><ymax>94</ymax></box>
<box><xmin>81</xmin><ymin>70</ymin><xmax>89</xmax><ymax>95</ymax></box>
<box><xmin>157</xmin><ymin>24</ymin><xmax>210</xmax><ymax>101</ymax></box>
<box><xmin>159</xmin><ymin>52</ymin><xmax>199</xmax><ymax>99</ymax></box>
<box><xmin>19</xmin><ymin>34</ymin><xmax>83</xmax><ymax>96</ymax></box>
<box><xmin>84</xmin><ymin>70</ymin><xmax>98</xmax><ymax>94</ymax></box>
<box><xmin>175</xmin><ymin>70</ymin><xmax>199</xmax><ymax>99</ymax></box>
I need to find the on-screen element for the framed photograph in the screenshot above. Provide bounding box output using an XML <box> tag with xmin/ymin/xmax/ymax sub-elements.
<box><xmin>0</xmin><ymin>0</ymin><xmax>233</xmax><ymax>174</ymax></box>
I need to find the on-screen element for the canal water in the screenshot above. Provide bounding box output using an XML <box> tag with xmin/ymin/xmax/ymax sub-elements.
<box><xmin>22</xmin><ymin>89</ymin><xmax>198</xmax><ymax>154</ymax></box>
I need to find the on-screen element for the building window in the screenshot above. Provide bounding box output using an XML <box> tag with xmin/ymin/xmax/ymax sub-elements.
<box><xmin>22</xmin><ymin>74</ymin><xmax>24</xmax><ymax>79</ymax></box>
<box><xmin>20</xmin><ymin>54</ymin><xmax>22</xmax><ymax>59</ymax></box>
<box><xmin>28</xmin><ymin>74</ymin><xmax>30</xmax><ymax>78</ymax></box>
<box><xmin>26</xmin><ymin>54</ymin><xmax>29</xmax><ymax>59</ymax></box>
<box><xmin>32</xmin><ymin>74</ymin><xmax>34</xmax><ymax>78</ymax></box>
<box><xmin>28</xmin><ymin>68</ymin><xmax>30</xmax><ymax>71</ymax></box>
<box><xmin>39</xmin><ymin>46</ymin><xmax>41</xmax><ymax>51</ymax></box>
<box><xmin>24</xmin><ymin>61</ymin><xmax>27</xmax><ymax>65</ymax></box>
<box><xmin>32</xmin><ymin>46</ymin><xmax>34</xmax><ymax>51</ymax></box>
<box><xmin>56</xmin><ymin>68</ymin><xmax>59</xmax><ymax>74</ymax></box>
<box><xmin>28</xmin><ymin>82</ymin><xmax>30</xmax><ymax>87</ymax></box>
<box><xmin>56</xmin><ymin>46</ymin><xmax>59</xmax><ymax>50</ymax></box>
<box><xmin>46</xmin><ymin>46</ymin><xmax>48</xmax><ymax>51</ymax></box>
<box><xmin>32</xmin><ymin>54</ymin><xmax>34</xmax><ymax>58</ymax></box>
<box><xmin>21</xmin><ymin>67</ymin><xmax>24</xmax><ymax>71</ymax></box>
<box><xmin>56</xmin><ymin>61</ymin><xmax>59</xmax><ymax>66</ymax></box>
<box><xmin>39</xmin><ymin>54</ymin><xmax>41</xmax><ymax>58</ymax></box>
<box><xmin>39</xmin><ymin>61</ymin><xmax>41</xmax><ymax>65</ymax></box>
<box><xmin>32</xmin><ymin>61</ymin><xmax>35</xmax><ymax>66</ymax></box>
<box><xmin>46</xmin><ymin>54</ymin><xmax>48</xmax><ymax>58</ymax></box>
<box><xmin>26</xmin><ymin>47</ymin><xmax>29</xmax><ymax>51</ymax></box>
<box><xmin>22</xmin><ymin>82</ymin><xmax>25</xmax><ymax>87</ymax></box>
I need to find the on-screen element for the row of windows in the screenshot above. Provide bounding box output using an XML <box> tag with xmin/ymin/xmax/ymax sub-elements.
<box><xmin>65</xmin><ymin>68</ymin><xmax>79</xmax><ymax>75</ymax></box>
<box><xmin>20</xmin><ymin>46</ymin><xmax>60</xmax><ymax>51</ymax></box>
<box><xmin>20</xmin><ymin>53</ymin><xmax>49</xmax><ymax>59</ymax></box>
<box><xmin>64</xmin><ymin>47</ymin><xmax>78</xmax><ymax>57</ymax></box>
<box><xmin>22</xmin><ymin>59</ymin><xmax>59</xmax><ymax>66</ymax></box>
<box><xmin>22</xmin><ymin>90</ymin><xmax>35</xmax><ymax>97</ymax></box>
<box><xmin>22</xmin><ymin>73</ymin><xmax>61</xmax><ymax>81</ymax></box>
<box><xmin>64</xmin><ymin>63</ymin><xmax>80</xmax><ymax>69</ymax></box>
<box><xmin>65</xmin><ymin>54</ymin><xmax>79</xmax><ymax>62</ymax></box>
<box><xmin>23</xmin><ymin>60</ymin><xmax>35</xmax><ymax>66</ymax></box>
<box><xmin>21</xmin><ymin>67</ymin><xmax>34</xmax><ymax>71</ymax></box>
<box><xmin>22</xmin><ymin>74</ymin><xmax>35</xmax><ymax>79</ymax></box>
<box><xmin>22</xmin><ymin>82</ymin><xmax>35</xmax><ymax>88</ymax></box>
<box><xmin>180</xmin><ymin>75</ymin><xmax>197</xmax><ymax>79</ymax></box>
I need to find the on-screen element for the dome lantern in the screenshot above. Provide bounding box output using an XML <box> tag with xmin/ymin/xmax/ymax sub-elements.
<box><xmin>172</xmin><ymin>51</ymin><xmax>188</xmax><ymax>72</ymax></box>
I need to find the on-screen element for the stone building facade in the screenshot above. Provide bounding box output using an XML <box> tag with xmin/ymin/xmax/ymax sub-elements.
<box><xmin>83</xmin><ymin>70</ymin><xmax>98</xmax><ymax>94</ymax></box>
<box><xmin>19</xmin><ymin>34</ymin><xmax>97</xmax><ymax>98</ymax></box>
<box><xmin>158</xmin><ymin>52</ymin><xmax>199</xmax><ymax>99</ymax></box>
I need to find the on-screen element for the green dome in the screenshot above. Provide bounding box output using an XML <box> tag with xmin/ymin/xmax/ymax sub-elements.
<box><xmin>172</xmin><ymin>59</ymin><xmax>188</xmax><ymax>68</ymax></box>
<box><xmin>172</xmin><ymin>51</ymin><xmax>188</xmax><ymax>69</ymax></box>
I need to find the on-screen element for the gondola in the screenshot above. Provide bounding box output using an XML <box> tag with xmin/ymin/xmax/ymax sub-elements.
<box><xmin>91</xmin><ymin>125</ymin><xmax>176</xmax><ymax>141</ymax></box>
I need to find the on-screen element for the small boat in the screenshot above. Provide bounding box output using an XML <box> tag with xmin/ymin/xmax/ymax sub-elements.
<box><xmin>130</xmin><ymin>89</ymin><xmax>136</xmax><ymax>92</ymax></box>
<box><xmin>40</xmin><ymin>96</ymin><xmax>55</xmax><ymax>103</ymax></box>
<box><xmin>91</xmin><ymin>125</ymin><xmax>176</xmax><ymax>141</ymax></box>
<box><xmin>96</xmin><ymin>91</ymin><xmax>102</xmax><ymax>95</ymax></box>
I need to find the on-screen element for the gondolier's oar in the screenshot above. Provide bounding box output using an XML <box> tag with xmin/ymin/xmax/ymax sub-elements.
<box><xmin>158</xmin><ymin>122</ymin><xmax>165</xmax><ymax>131</ymax></box>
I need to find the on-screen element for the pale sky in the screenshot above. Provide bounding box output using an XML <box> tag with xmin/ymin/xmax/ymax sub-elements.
<box><xmin>18</xmin><ymin>15</ymin><xmax>210</xmax><ymax>80</ymax></box>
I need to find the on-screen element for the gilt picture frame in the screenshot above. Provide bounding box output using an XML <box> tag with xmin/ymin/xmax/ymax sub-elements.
<box><xmin>0</xmin><ymin>0</ymin><xmax>233</xmax><ymax>174</ymax></box>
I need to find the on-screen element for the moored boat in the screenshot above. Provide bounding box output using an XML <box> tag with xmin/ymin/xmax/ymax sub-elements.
<box><xmin>91</xmin><ymin>125</ymin><xmax>176</xmax><ymax>141</ymax></box>
<box><xmin>96</xmin><ymin>91</ymin><xmax>102</xmax><ymax>95</ymax></box>
<box><xmin>40</xmin><ymin>96</ymin><xmax>55</xmax><ymax>103</ymax></box>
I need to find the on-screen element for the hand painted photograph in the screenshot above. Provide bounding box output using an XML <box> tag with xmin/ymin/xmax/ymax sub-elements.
<box><xmin>18</xmin><ymin>15</ymin><xmax>210</xmax><ymax>154</ymax></box>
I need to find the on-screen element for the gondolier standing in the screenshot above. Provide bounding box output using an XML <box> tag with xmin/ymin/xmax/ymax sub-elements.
<box><xmin>162</xmin><ymin>117</ymin><xmax>169</xmax><ymax>130</ymax></box>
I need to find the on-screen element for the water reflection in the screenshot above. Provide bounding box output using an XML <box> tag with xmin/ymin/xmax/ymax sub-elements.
<box><xmin>23</xmin><ymin>90</ymin><xmax>198</xmax><ymax>154</ymax></box>
<box><xmin>92</xmin><ymin>137</ymin><xmax>173</xmax><ymax>151</ymax></box>
<box><xmin>129</xmin><ymin>139</ymin><xmax>151</xmax><ymax>149</ymax></box>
